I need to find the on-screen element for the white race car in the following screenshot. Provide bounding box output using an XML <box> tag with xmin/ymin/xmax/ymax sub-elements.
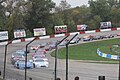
<box><xmin>32</xmin><ymin>59</ymin><xmax>49</xmax><ymax>68</ymax></box>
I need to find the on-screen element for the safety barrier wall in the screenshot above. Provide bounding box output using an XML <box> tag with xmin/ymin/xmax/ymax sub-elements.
<box><xmin>97</xmin><ymin>48</ymin><xmax>119</xmax><ymax>60</ymax></box>
<box><xmin>0</xmin><ymin>27</ymin><xmax>120</xmax><ymax>45</ymax></box>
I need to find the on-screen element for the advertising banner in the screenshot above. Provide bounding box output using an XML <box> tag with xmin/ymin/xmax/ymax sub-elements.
<box><xmin>0</xmin><ymin>31</ymin><xmax>8</xmax><ymax>40</ymax></box>
<box><xmin>77</xmin><ymin>24</ymin><xmax>87</xmax><ymax>30</ymax></box>
<box><xmin>54</xmin><ymin>25</ymin><xmax>67</xmax><ymax>34</ymax></box>
<box><xmin>33</xmin><ymin>28</ymin><xmax>46</xmax><ymax>36</ymax></box>
<box><xmin>14</xmin><ymin>29</ymin><xmax>26</xmax><ymax>38</ymax></box>
<box><xmin>100</xmin><ymin>21</ymin><xmax>112</xmax><ymax>29</ymax></box>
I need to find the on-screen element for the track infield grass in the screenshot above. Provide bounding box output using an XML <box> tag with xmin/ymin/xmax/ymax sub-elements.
<box><xmin>51</xmin><ymin>38</ymin><xmax>120</xmax><ymax>63</ymax></box>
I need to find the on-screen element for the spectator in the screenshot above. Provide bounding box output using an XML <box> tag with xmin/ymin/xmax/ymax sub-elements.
<box><xmin>74</xmin><ymin>76</ymin><xmax>79</xmax><ymax>80</ymax></box>
<box><xmin>29</xmin><ymin>77</ymin><xmax>32</xmax><ymax>80</ymax></box>
<box><xmin>56</xmin><ymin>78</ymin><xmax>61</xmax><ymax>80</ymax></box>
<box><xmin>109</xmin><ymin>45</ymin><xmax>112</xmax><ymax>52</ymax></box>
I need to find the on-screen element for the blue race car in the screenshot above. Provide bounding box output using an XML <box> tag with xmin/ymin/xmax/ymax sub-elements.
<box><xmin>14</xmin><ymin>59</ymin><xmax>34</xmax><ymax>69</ymax></box>
<box><xmin>15</xmin><ymin>50</ymin><xmax>26</xmax><ymax>56</ymax></box>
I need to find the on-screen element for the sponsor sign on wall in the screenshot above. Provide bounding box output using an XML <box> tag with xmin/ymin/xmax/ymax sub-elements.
<box><xmin>0</xmin><ymin>31</ymin><xmax>8</xmax><ymax>40</ymax></box>
<box><xmin>100</xmin><ymin>21</ymin><xmax>112</xmax><ymax>29</ymax></box>
<box><xmin>33</xmin><ymin>28</ymin><xmax>46</xmax><ymax>36</ymax></box>
<box><xmin>54</xmin><ymin>25</ymin><xmax>67</xmax><ymax>34</ymax></box>
<box><xmin>14</xmin><ymin>29</ymin><xmax>26</xmax><ymax>38</ymax></box>
<box><xmin>77</xmin><ymin>24</ymin><xmax>87</xmax><ymax>30</ymax></box>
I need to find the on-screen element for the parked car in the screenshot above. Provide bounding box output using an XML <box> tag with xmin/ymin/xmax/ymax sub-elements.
<box><xmin>32</xmin><ymin>59</ymin><xmax>49</xmax><ymax>68</ymax></box>
<box><xmin>14</xmin><ymin>59</ymin><xmax>34</xmax><ymax>69</ymax></box>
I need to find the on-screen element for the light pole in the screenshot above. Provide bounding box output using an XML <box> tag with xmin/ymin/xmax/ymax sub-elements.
<box><xmin>25</xmin><ymin>37</ymin><xmax>37</xmax><ymax>80</ymax></box>
<box><xmin>65</xmin><ymin>33</ymin><xmax>78</xmax><ymax>80</ymax></box>
<box><xmin>54</xmin><ymin>35</ymin><xmax>69</xmax><ymax>80</ymax></box>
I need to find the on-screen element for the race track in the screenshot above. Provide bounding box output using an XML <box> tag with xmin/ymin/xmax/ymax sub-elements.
<box><xmin>0</xmin><ymin>30</ymin><xmax>119</xmax><ymax>80</ymax></box>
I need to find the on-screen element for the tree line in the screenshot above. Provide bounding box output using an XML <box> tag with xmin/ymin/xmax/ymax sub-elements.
<box><xmin>0</xmin><ymin>0</ymin><xmax>120</xmax><ymax>39</ymax></box>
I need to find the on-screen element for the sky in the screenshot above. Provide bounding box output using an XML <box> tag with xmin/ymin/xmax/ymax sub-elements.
<box><xmin>52</xmin><ymin>0</ymin><xmax>89</xmax><ymax>8</ymax></box>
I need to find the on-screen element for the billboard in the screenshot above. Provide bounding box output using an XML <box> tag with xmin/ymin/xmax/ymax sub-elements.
<box><xmin>33</xmin><ymin>28</ymin><xmax>46</xmax><ymax>36</ymax></box>
<box><xmin>54</xmin><ymin>25</ymin><xmax>67</xmax><ymax>34</ymax></box>
<box><xmin>14</xmin><ymin>29</ymin><xmax>26</xmax><ymax>38</ymax></box>
<box><xmin>100</xmin><ymin>21</ymin><xmax>112</xmax><ymax>29</ymax></box>
<box><xmin>77</xmin><ymin>24</ymin><xmax>87</xmax><ymax>30</ymax></box>
<box><xmin>0</xmin><ymin>31</ymin><xmax>8</xmax><ymax>40</ymax></box>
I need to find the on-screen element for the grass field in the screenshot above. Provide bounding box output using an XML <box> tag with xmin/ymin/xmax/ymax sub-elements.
<box><xmin>51</xmin><ymin>38</ymin><xmax>120</xmax><ymax>63</ymax></box>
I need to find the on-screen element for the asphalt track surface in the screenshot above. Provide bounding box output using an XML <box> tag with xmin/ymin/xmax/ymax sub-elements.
<box><xmin>0</xmin><ymin>30</ymin><xmax>120</xmax><ymax>80</ymax></box>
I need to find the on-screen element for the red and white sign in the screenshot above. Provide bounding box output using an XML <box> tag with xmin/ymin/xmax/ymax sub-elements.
<box><xmin>0</xmin><ymin>31</ymin><xmax>8</xmax><ymax>40</ymax></box>
<box><xmin>77</xmin><ymin>24</ymin><xmax>87</xmax><ymax>30</ymax></box>
<box><xmin>54</xmin><ymin>25</ymin><xmax>67</xmax><ymax>34</ymax></box>
<box><xmin>33</xmin><ymin>28</ymin><xmax>46</xmax><ymax>36</ymax></box>
<box><xmin>14</xmin><ymin>29</ymin><xmax>26</xmax><ymax>38</ymax></box>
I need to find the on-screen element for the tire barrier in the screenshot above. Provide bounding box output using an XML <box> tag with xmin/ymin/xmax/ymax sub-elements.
<box><xmin>97</xmin><ymin>48</ymin><xmax>120</xmax><ymax>60</ymax></box>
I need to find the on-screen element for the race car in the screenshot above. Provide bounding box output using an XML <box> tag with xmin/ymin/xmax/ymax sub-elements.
<box><xmin>30</xmin><ymin>44</ymin><xmax>40</xmax><ymax>50</ymax></box>
<box><xmin>14</xmin><ymin>59</ymin><xmax>34</xmax><ymax>69</ymax></box>
<box><xmin>11</xmin><ymin>52</ymin><xmax>25</xmax><ymax>65</ymax></box>
<box><xmin>32</xmin><ymin>59</ymin><xmax>49</xmax><ymax>68</ymax></box>
<box><xmin>83</xmin><ymin>35</ymin><xmax>93</xmax><ymax>41</ymax></box>
<box><xmin>70</xmin><ymin>37</ymin><xmax>81</xmax><ymax>44</ymax></box>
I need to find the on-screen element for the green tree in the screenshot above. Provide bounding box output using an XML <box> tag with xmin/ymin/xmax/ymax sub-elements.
<box><xmin>110</xmin><ymin>7</ymin><xmax>120</xmax><ymax>27</ymax></box>
<box><xmin>0</xmin><ymin>0</ymin><xmax>31</xmax><ymax>39</ymax></box>
<box><xmin>59</xmin><ymin>0</ymin><xmax>71</xmax><ymax>11</ymax></box>
<box><xmin>88</xmin><ymin>19</ymin><xmax>96</xmax><ymax>30</ymax></box>
<box><xmin>89</xmin><ymin>0</ymin><xmax>111</xmax><ymax>21</ymax></box>
<box><xmin>93</xmin><ymin>15</ymin><xmax>102</xmax><ymax>29</ymax></box>
<box><xmin>0</xmin><ymin>4</ymin><xmax>5</xmax><ymax>30</ymax></box>
<box><xmin>107</xmin><ymin>0</ymin><xmax>118</xmax><ymax>8</ymax></box>
<box><xmin>25</xmin><ymin>0</ymin><xmax>55</xmax><ymax>33</ymax></box>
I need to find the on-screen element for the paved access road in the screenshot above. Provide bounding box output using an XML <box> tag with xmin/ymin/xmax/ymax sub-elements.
<box><xmin>0</xmin><ymin>30</ymin><xmax>119</xmax><ymax>80</ymax></box>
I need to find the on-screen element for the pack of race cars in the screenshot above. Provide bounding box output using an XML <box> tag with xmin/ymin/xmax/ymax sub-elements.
<box><xmin>11</xmin><ymin>43</ymin><xmax>51</xmax><ymax>69</ymax></box>
<box><xmin>10</xmin><ymin>33</ymin><xmax>119</xmax><ymax>69</ymax></box>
